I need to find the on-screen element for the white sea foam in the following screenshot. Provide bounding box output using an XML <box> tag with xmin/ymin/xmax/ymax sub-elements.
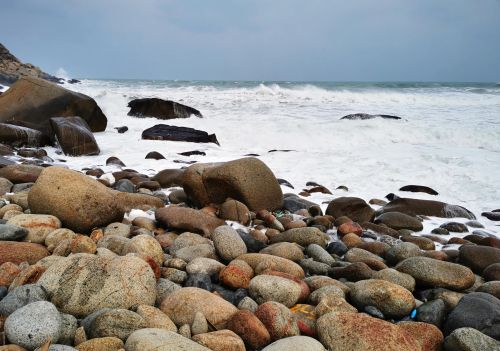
<box><xmin>45</xmin><ymin>80</ymin><xmax>500</xmax><ymax>236</ymax></box>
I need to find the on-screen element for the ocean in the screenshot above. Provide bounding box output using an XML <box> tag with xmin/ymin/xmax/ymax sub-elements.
<box><xmin>4</xmin><ymin>80</ymin><xmax>499</xmax><ymax>237</ymax></box>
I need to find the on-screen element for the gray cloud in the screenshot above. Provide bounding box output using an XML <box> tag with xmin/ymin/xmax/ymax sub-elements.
<box><xmin>1</xmin><ymin>0</ymin><xmax>499</xmax><ymax>81</ymax></box>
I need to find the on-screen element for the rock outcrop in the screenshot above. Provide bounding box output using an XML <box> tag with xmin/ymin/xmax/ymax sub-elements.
<box><xmin>0</xmin><ymin>43</ymin><xmax>61</xmax><ymax>85</ymax></box>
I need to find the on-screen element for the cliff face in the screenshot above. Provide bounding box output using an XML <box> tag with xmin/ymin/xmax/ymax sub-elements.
<box><xmin>0</xmin><ymin>43</ymin><xmax>61</xmax><ymax>85</ymax></box>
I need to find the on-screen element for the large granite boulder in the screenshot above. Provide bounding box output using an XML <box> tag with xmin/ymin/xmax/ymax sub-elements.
<box><xmin>50</xmin><ymin>116</ymin><xmax>100</xmax><ymax>156</ymax></box>
<box><xmin>0</xmin><ymin>123</ymin><xmax>48</xmax><ymax>147</ymax></box>
<box><xmin>28</xmin><ymin>166</ymin><xmax>122</xmax><ymax>233</ymax></box>
<box><xmin>127</xmin><ymin>98</ymin><xmax>202</xmax><ymax>119</ymax></box>
<box><xmin>183</xmin><ymin>157</ymin><xmax>283</xmax><ymax>211</ymax></box>
<box><xmin>0</xmin><ymin>77</ymin><xmax>107</xmax><ymax>138</ymax></box>
<box><xmin>38</xmin><ymin>254</ymin><xmax>156</xmax><ymax>317</ymax></box>
<box><xmin>142</xmin><ymin>124</ymin><xmax>219</xmax><ymax>145</ymax></box>
<box><xmin>377</xmin><ymin>198</ymin><xmax>475</xmax><ymax>219</ymax></box>
<box><xmin>325</xmin><ymin>197</ymin><xmax>375</xmax><ymax>223</ymax></box>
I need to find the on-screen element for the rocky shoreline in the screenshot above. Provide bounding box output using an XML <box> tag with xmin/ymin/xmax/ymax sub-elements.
<box><xmin>0</xmin><ymin>65</ymin><xmax>499</xmax><ymax>351</ymax></box>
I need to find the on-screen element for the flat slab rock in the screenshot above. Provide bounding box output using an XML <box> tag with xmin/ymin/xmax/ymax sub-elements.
<box><xmin>341</xmin><ymin>113</ymin><xmax>402</xmax><ymax>120</ymax></box>
<box><xmin>128</xmin><ymin>98</ymin><xmax>202</xmax><ymax>119</ymax></box>
<box><xmin>142</xmin><ymin>124</ymin><xmax>219</xmax><ymax>145</ymax></box>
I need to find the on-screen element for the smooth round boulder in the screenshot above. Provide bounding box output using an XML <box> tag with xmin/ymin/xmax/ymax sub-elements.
<box><xmin>374</xmin><ymin>212</ymin><xmax>423</xmax><ymax>231</ymax></box>
<box><xmin>261</xmin><ymin>336</ymin><xmax>326</xmax><ymax>351</ymax></box>
<box><xmin>28</xmin><ymin>167</ymin><xmax>124</xmax><ymax>233</ymax></box>
<box><xmin>125</xmin><ymin>328</ymin><xmax>211</xmax><ymax>351</ymax></box>
<box><xmin>269</xmin><ymin>227</ymin><xmax>329</xmax><ymax>248</ymax></box>
<box><xmin>373</xmin><ymin>268</ymin><xmax>416</xmax><ymax>292</ymax></box>
<box><xmin>350</xmin><ymin>279</ymin><xmax>415</xmax><ymax>318</ymax></box>
<box><xmin>325</xmin><ymin>197</ymin><xmax>375</xmax><ymax>223</ymax></box>
<box><xmin>458</xmin><ymin>245</ymin><xmax>500</xmax><ymax>274</ymax></box>
<box><xmin>212</xmin><ymin>225</ymin><xmax>247</xmax><ymax>262</ymax></box>
<box><xmin>5</xmin><ymin>301</ymin><xmax>62</xmax><ymax>350</ymax></box>
<box><xmin>160</xmin><ymin>287</ymin><xmax>238</xmax><ymax>329</ymax></box>
<box><xmin>122</xmin><ymin>234</ymin><xmax>164</xmax><ymax>265</ymax></box>
<box><xmin>260</xmin><ymin>242</ymin><xmax>305</xmax><ymax>262</ymax></box>
<box><xmin>248</xmin><ymin>275</ymin><xmax>302</xmax><ymax>307</ymax></box>
<box><xmin>317</xmin><ymin>312</ymin><xmax>420</xmax><ymax>351</ymax></box>
<box><xmin>396</xmin><ymin>256</ymin><xmax>475</xmax><ymax>290</ymax></box>
<box><xmin>237</xmin><ymin>253</ymin><xmax>304</xmax><ymax>278</ymax></box>
<box><xmin>37</xmin><ymin>254</ymin><xmax>156</xmax><ymax>317</ymax></box>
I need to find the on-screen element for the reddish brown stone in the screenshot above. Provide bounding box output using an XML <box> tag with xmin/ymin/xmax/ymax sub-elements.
<box><xmin>219</xmin><ymin>260</ymin><xmax>254</xmax><ymax>289</ymax></box>
<box><xmin>255</xmin><ymin>301</ymin><xmax>300</xmax><ymax>340</ymax></box>
<box><xmin>226</xmin><ymin>310</ymin><xmax>271</xmax><ymax>350</ymax></box>
<box><xmin>0</xmin><ymin>241</ymin><xmax>49</xmax><ymax>265</ymax></box>
<box><xmin>338</xmin><ymin>222</ymin><xmax>363</xmax><ymax>236</ymax></box>
<box><xmin>0</xmin><ymin>262</ymin><xmax>21</xmax><ymax>286</ymax></box>
<box><xmin>290</xmin><ymin>304</ymin><xmax>317</xmax><ymax>337</ymax></box>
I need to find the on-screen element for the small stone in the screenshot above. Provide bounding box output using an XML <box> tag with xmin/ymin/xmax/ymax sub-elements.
<box><xmin>88</xmin><ymin>308</ymin><xmax>145</xmax><ymax>341</ymax></box>
<box><xmin>186</xmin><ymin>257</ymin><xmax>226</xmax><ymax>276</ymax></box>
<box><xmin>373</xmin><ymin>268</ymin><xmax>416</xmax><ymax>292</ymax></box>
<box><xmin>75</xmin><ymin>336</ymin><xmax>124</xmax><ymax>351</ymax></box>
<box><xmin>4</xmin><ymin>301</ymin><xmax>62</xmax><ymax>350</ymax></box>
<box><xmin>191</xmin><ymin>311</ymin><xmax>208</xmax><ymax>335</ymax></box>
<box><xmin>212</xmin><ymin>225</ymin><xmax>247</xmax><ymax>262</ymax></box>
<box><xmin>7</xmin><ymin>214</ymin><xmax>61</xmax><ymax>244</ymax></box>
<box><xmin>192</xmin><ymin>330</ymin><xmax>246</xmax><ymax>351</ymax></box>
<box><xmin>261</xmin><ymin>336</ymin><xmax>326</xmax><ymax>351</ymax></box>
<box><xmin>238</xmin><ymin>296</ymin><xmax>258</xmax><ymax>312</ymax></box>
<box><xmin>136</xmin><ymin>305</ymin><xmax>177</xmax><ymax>332</ymax></box>
<box><xmin>440</xmin><ymin>222</ymin><xmax>468</xmax><ymax>233</ymax></box>
<box><xmin>226</xmin><ymin>310</ymin><xmax>271</xmax><ymax>350</ymax></box>
<box><xmin>416</xmin><ymin>299</ymin><xmax>447</xmax><ymax>328</ymax></box>
<box><xmin>260</xmin><ymin>242</ymin><xmax>305</xmax><ymax>262</ymax></box>
<box><xmin>0</xmin><ymin>224</ymin><xmax>28</xmax><ymax>241</ymax></box>
<box><xmin>0</xmin><ymin>284</ymin><xmax>48</xmax><ymax>316</ymax></box>
<box><xmin>444</xmin><ymin>327</ymin><xmax>500</xmax><ymax>351</ymax></box>
<box><xmin>70</xmin><ymin>235</ymin><xmax>97</xmax><ymax>254</ymax></box>
<box><xmin>125</xmin><ymin>328</ymin><xmax>211</xmax><ymax>351</ymax></box>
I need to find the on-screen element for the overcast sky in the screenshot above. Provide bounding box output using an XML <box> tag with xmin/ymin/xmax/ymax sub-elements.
<box><xmin>2</xmin><ymin>0</ymin><xmax>500</xmax><ymax>82</ymax></box>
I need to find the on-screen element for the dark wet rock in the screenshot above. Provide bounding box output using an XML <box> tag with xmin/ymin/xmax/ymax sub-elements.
<box><xmin>399</xmin><ymin>185</ymin><xmax>438</xmax><ymax>195</ymax></box>
<box><xmin>416</xmin><ymin>299</ymin><xmax>446</xmax><ymax>328</ymax></box>
<box><xmin>268</xmin><ymin>149</ymin><xmax>295</xmax><ymax>153</ymax></box>
<box><xmin>168</xmin><ymin>189</ymin><xmax>188</xmax><ymax>204</ymax></box>
<box><xmin>0</xmin><ymin>77</ymin><xmax>106</xmax><ymax>137</ymax></box>
<box><xmin>0</xmin><ymin>123</ymin><xmax>49</xmax><ymax>147</ymax></box>
<box><xmin>17</xmin><ymin>148</ymin><xmax>47</xmax><ymax>159</ymax></box>
<box><xmin>340</xmin><ymin>113</ymin><xmax>402</xmax><ymax>120</ymax></box>
<box><xmin>476</xmin><ymin>281</ymin><xmax>500</xmax><ymax>299</ymax></box>
<box><xmin>0</xmin><ymin>284</ymin><xmax>49</xmax><ymax>316</ymax></box>
<box><xmin>483</xmin><ymin>263</ymin><xmax>500</xmax><ymax>281</ymax></box>
<box><xmin>377</xmin><ymin>197</ymin><xmax>476</xmax><ymax>219</ymax></box>
<box><xmin>185</xmin><ymin>273</ymin><xmax>212</xmax><ymax>291</ymax></box>
<box><xmin>458</xmin><ymin>245</ymin><xmax>500</xmax><ymax>274</ymax></box>
<box><xmin>0</xmin><ymin>163</ymin><xmax>44</xmax><ymax>183</ymax></box>
<box><xmin>325</xmin><ymin>197</ymin><xmax>375</xmax><ymax>223</ymax></box>
<box><xmin>50</xmin><ymin>116</ymin><xmax>100</xmax><ymax>156</ymax></box>
<box><xmin>326</xmin><ymin>240</ymin><xmax>349</xmax><ymax>256</ymax></box>
<box><xmin>277</xmin><ymin>178</ymin><xmax>294</xmax><ymax>189</ymax></box>
<box><xmin>431</xmin><ymin>227</ymin><xmax>449</xmax><ymax>235</ymax></box>
<box><xmin>440</xmin><ymin>222</ymin><xmax>468</xmax><ymax>233</ymax></box>
<box><xmin>282</xmin><ymin>193</ymin><xmax>321</xmax><ymax>214</ymax></box>
<box><xmin>145</xmin><ymin>151</ymin><xmax>165</xmax><ymax>160</ymax></box>
<box><xmin>106</xmin><ymin>156</ymin><xmax>126</xmax><ymax>167</ymax></box>
<box><xmin>330</xmin><ymin>262</ymin><xmax>374</xmax><ymax>281</ymax></box>
<box><xmin>465</xmin><ymin>220</ymin><xmax>484</xmax><ymax>228</ymax></box>
<box><xmin>152</xmin><ymin>168</ymin><xmax>184</xmax><ymax>187</ymax></box>
<box><xmin>115</xmin><ymin>126</ymin><xmax>128</xmax><ymax>133</ymax></box>
<box><xmin>336</xmin><ymin>185</ymin><xmax>349</xmax><ymax>191</ymax></box>
<box><xmin>443</xmin><ymin>292</ymin><xmax>500</xmax><ymax>339</ymax></box>
<box><xmin>0</xmin><ymin>143</ymin><xmax>14</xmax><ymax>155</ymax></box>
<box><xmin>0</xmin><ymin>155</ymin><xmax>15</xmax><ymax>166</ymax></box>
<box><xmin>0</xmin><ymin>223</ymin><xmax>29</xmax><ymax>241</ymax></box>
<box><xmin>178</xmin><ymin>150</ymin><xmax>206</xmax><ymax>156</ymax></box>
<box><xmin>374</xmin><ymin>211</ymin><xmax>423</xmax><ymax>231</ymax></box>
<box><xmin>114</xmin><ymin>179</ymin><xmax>135</xmax><ymax>193</ymax></box>
<box><xmin>237</xmin><ymin>230</ymin><xmax>266</xmax><ymax>253</ymax></box>
<box><xmin>128</xmin><ymin>98</ymin><xmax>202</xmax><ymax>119</ymax></box>
<box><xmin>482</xmin><ymin>211</ymin><xmax>500</xmax><ymax>221</ymax></box>
<box><xmin>361</xmin><ymin>222</ymin><xmax>400</xmax><ymax>237</ymax></box>
<box><xmin>364</xmin><ymin>305</ymin><xmax>385</xmax><ymax>319</ymax></box>
<box><xmin>142</xmin><ymin>124</ymin><xmax>219</xmax><ymax>145</ymax></box>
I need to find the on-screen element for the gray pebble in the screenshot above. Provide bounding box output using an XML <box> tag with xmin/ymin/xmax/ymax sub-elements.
<box><xmin>0</xmin><ymin>223</ymin><xmax>29</xmax><ymax>241</ymax></box>
<box><xmin>0</xmin><ymin>284</ymin><xmax>48</xmax><ymax>316</ymax></box>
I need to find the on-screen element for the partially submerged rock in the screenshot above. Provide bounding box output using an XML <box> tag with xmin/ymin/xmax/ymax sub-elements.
<box><xmin>128</xmin><ymin>98</ymin><xmax>202</xmax><ymax>119</ymax></box>
<box><xmin>341</xmin><ymin>113</ymin><xmax>402</xmax><ymax>120</ymax></box>
<box><xmin>377</xmin><ymin>197</ymin><xmax>476</xmax><ymax>219</ymax></box>
<box><xmin>142</xmin><ymin>124</ymin><xmax>219</xmax><ymax>145</ymax></box>
<box><xmin>0</xmin><ymin>123</ymin><xmax>48</xmax><ymax>147</ymax></box>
